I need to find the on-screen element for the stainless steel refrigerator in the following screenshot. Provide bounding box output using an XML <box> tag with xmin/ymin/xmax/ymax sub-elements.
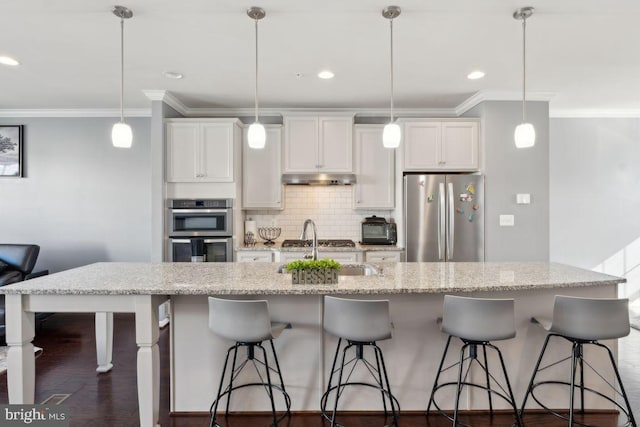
<box><xmin>404</xmin><ymin>174</ymin><xmax>484</xmax><ymax>262</ymax></box>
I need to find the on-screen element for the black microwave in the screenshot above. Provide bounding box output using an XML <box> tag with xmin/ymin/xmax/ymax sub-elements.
<box><xmin>361</xmin><ymin>216</ymin><xmax>397</xmax><ymax>245</ymax></box>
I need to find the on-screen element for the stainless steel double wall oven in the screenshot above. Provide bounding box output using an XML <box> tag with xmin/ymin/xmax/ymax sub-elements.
<box><xmin>167</xmin><ymin>198</ymin><xmax>233</xmax><ymax>262</ymax></box>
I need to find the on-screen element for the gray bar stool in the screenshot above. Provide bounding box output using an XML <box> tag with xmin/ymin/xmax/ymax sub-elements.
<box><xmin>427</xmin><ymin>295</ymin><xmax>522</xmax><ymax>427</ymax></box>
<box><xmin>207</xmin><ymin>297</ymin><xmax>291</xmax><ymax>427</ymax></box>
<box><xmin>520</xmin><ymin>295</ymin><xmax>637</xmax><ymax>426</ymax></box>
<box><xmin>321</xmin><ymin>296</ymin><xmax>399</xmax><ymax>427</ymax></box>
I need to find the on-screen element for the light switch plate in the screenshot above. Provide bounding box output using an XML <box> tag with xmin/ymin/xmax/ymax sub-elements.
<box><xmin>500</xmin><ymin>215</ymin><xmax>515</xmax><ymax>226</ymax></box>
<box><xmin>516</xmin><ymin>193</ymin><xmax>531</xmax><ymax>204</ymax></box>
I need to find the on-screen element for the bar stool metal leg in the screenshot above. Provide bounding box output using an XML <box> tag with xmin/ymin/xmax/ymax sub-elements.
<box><xmin>224</xmin><ymin>344</ymin><xmax>240</xmax><ymax>416</ymax></box>
<box><xmin>256</xmin><ymin>343</ymin><xmax>278</xmax><ymax>427</ymax></box>
<box><xmin>519</xmin><ymin>333</ymin><xmax>554</xmax><ymax>419</ymax></box>
<box><xmin>492</xmin><ymin>343</ymin><xmax>523</xmax><ymax>427</ymax></box>
<box><xmin>210</xmin><ymin>344</ymin><xmax>237</xmax><ymax>427</ymax></box>
<box><xmin>482</xmin><ymin>344</ymin><xmax>493</xmax><ymax>415</ymax></box>
<box><xmin>452</xmin><ymin>342</ymin><xmax>469</xmax><ymax>427</ymax></box>
<box><xmin>600</xmin><ymin>342</ymin><xmax>637</xmax><ymax>427</ymax></box>
<box><xmin>269</xmin><ymin>339</ymin><xmax>291</xmax><ymax>416</ymax></box>
<box><xmin>330</xmin><ymin>342</ymin><xmax>350</xmax><ymax>427</ymax></box>
<box><xmin>426</xmin><ymin>335</ymin><xmax>453</xmax><ymax>415</ymax></box>
<box><xmin>374</xmin><ymin>343</ymin><xmax>399</xmax><ymax>426</ymax></box>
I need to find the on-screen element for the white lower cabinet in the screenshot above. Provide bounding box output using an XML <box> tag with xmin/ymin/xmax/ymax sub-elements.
<box><xmin>236</xmin><ymin>251</ymin><xmax>273</xmax><ymax>262</ymax></box>
<box><xmin>276</xmin><ymin>251</ymin><xmax>362</xmax><ymax>263</ymax></box>
<box><xmin>364</xmin><ymin>251</ymin><xmax>403</xmax><ymax>262</ymax></box>
<box><xmin>276</xmin><ymin>252</ymin><xmax>307</xmax><ymax>263</ymax></box>
<box><xmin>319</xmin><ymin>252</ymin><xmax>361</xmax><ymax>263</ymax></box>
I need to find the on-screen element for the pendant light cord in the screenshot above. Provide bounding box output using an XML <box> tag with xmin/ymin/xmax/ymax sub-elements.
<box><xmin>521</xmin><ymin>17</ymin><xmax>526</xmax><ymax>123</ymax></box>
<box><xmin>254</xmin><ymin>18</ymin><xmax>259</xmax><ymax>123</ymax></box>
<box><xmin>120</xmin><ymin>17</ymin><xmax>125</xmax><ymax>123</ymax></box>
<box><xmin>389</xmin><ymin>18</ymin><xmax>395</xmax><ymax>123</ymax></box>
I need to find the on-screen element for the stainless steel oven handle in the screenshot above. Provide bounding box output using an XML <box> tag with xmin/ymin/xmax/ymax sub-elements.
<box><xmin>170</xmin><ymin>238</ymin><xmax>230</xmax><ymax>243</ymax></box>
<box><xmin>170</xmin><ymin>209</ymin><xmax>229</xmax><ymax>214</ymax></box>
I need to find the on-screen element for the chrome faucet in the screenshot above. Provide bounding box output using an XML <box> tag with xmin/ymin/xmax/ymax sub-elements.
<box><xmin>300</xmin><ymin>219</ymin><xmax>318</xmax><ymax>260</ymax></box>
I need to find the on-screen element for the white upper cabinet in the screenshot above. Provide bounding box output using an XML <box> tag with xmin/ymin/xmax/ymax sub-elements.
<box><xmin>166</xmin><ymin>119</ymin><xmax>240</xmax><ymax>182</ymax></box>
<box><xmin>242</xmin><ymin>126</ymin><xmax>283</xmax><ymax>210</ymax></box>
<box><xmin>354</xmin><ymin>125</ymin><xmax>395</xmax><ymax>210</ymax></box>
<box><xmin>283</xmin><ymin>115</ymin><xmax>353</xmax><ymax>173</ymax></box>
<box><xmin>402</xmin><ymin>120</ymin><xmax>479</xmax><ymax>171</ymax></box>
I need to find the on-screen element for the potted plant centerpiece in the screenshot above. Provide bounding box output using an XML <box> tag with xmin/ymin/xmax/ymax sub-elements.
<box><xmin>286</xmin><ymin>259</ymin><xmax>341</xmax><ymax>284</ymax></box>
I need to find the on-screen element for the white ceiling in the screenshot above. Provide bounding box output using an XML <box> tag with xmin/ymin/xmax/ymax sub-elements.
<box><xmin>2</xmin><ymin>0</ymin><xmax>640</xmax><ymax>116</ymax></box>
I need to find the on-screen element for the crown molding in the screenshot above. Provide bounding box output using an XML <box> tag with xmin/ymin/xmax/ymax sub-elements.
<box><xmin>142</xmin><ymin>90</ymin><xmax>189</xmax><ymax>116</ymax></box>
<box><xmin>455</xmin><ymin>90</ymin><xmax>558</xmax><ymax>116</ymax></box>
<box><xmin>15</xmin><ymin>91</ymin><xmax>640</xmax><ymax>120</ymax></box>
<box><xmin>179</xmin><ymin>107</ymin><xmax>458</xmax><ymax>118</ymax></box>
<box><xmin>549</xmin><ymin>109</ymin><xmax>640</xmax><ymax>118</ymax></box>
<box><xmin>0</xmin><ymin>108</ymin><xmax>150</xmax><ymax>118</ymax></box>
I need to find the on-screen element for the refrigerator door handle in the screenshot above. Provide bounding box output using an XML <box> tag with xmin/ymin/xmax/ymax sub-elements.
<box><xmin>447</xmin><ymin>182</ymin><xmax>455</xmax><ymax>259</ymax></box>
<box><xmin>438</xmin><ymin>182</ymin><xmax>445</xmax><ymax>260</ymax></box>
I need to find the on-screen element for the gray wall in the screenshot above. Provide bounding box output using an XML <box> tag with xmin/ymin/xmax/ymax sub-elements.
<box><xmin>550</xmin><ymin>118</ymin><xmax>640</xmax><ymax>297</ymax></box>
<box><xmin>465</xmin><ymin>101</ymin><xmax>550</xmax><ymax>261</ymax></box>
<box><xmin>0</xmin><ymin>117</ymin><xmax>151</xmax><ymax>273</ymax></box>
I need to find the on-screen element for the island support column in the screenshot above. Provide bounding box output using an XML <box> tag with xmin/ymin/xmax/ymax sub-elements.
<box><xmin>5</xmin><ymin>294</ymin><xmax>36</xmax><ymax>403</ymax></box>
<box><xmin>135</xmin><ymin>295</ymin><xmax>165</xmax><ymax>427</ymax></box>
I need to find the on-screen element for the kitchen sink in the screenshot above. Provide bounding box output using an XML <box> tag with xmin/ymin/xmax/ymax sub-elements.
<box><xmin>277</xmin><ymin>264</ymin><xmax>380</xmax><ymax>276</ymax></box>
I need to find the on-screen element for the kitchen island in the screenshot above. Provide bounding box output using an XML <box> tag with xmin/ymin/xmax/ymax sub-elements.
<box><xmin>0</xmin><ymin>262</ymin><xmax>624</xmax><ymax>425</ymax></box>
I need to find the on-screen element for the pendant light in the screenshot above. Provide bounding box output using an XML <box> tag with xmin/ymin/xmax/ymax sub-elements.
<box><xmin>247</xmin><ymin>7</ymin><xmax>266</xmax><ymax>149</ymax></box>
<box><xmin>513</xmin><ymin>7</ymin><xmax>535</xmax><ymax>148</ymax></box>
<box><xmin>111</xmin><ymin>5</ymin><xmax>133</xmax><ymax>148</ymax></box>
<box><xmin>382</xmin><ymin>6</ymin><xmax>401</xmax><ymax>149</ymax></box>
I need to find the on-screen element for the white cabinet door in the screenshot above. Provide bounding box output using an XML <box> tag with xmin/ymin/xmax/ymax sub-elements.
<box><xmin>283</xmin><ymin>115</ymin><xmax>353</xmax><ymax>173</ymax></box>
<box><xmin>402</xmin><ymin>120</ymin><xmax>479</xmax><ymax>171</ymax></box>
<box><xmin>243</xmin><ymin>127</ymin><xmax>283</xmax><ymax>209</ymax></box>
<box><xmin>166</xmin><ymin>119</ymin><xmax>238</xmax><ymax>183</ymax></box>
<box><xmin>166</xmin><ymin>122</ymin><xmax>199</xmax><ymax>182</ymax></box>
<box><xmin>354</xmin><ymin>126</ymin><xmax>394</xmax><ymax>209</ymax></box>
<box><xmin>236</xmin><ymin>251</ymin><xmax>273</xmax><ymax>262</ymax></box>
<box><xmin>364</xmin><ymin>251</ymin><xmax>402</xmax><ymax>262</ymax></box>
<box><xmin>318</xmin><ymin>117</ymin><xmax>353</xmax><ymax>172</ymax></box>
<box><xmin>403</xmin><ymin>122</ymin><xmax>441</xmax><ymax>171</ymax></box>
<box><xmin>284</xmin><ymin>117</ymin><xmax>318</xmax><ymax>172</ymax></box>
<box><xmin>441</xmin><ymin>121</ymin><xmax>478</xmax><ymax>170</ymax></box>
<box><xmin>201</xmin><ymin>123</ymin><xmax>234</xmax><ymax>182</ymax></box>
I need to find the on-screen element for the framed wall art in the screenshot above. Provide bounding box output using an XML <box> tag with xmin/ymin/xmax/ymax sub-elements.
<box><xmin>0</xmin><ymin>125</ymin><xmax>23</xmax><ymax>177</ymax></box>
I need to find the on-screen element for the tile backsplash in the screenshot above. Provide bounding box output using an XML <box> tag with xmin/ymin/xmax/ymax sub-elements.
<box><xmin>245</xmin><ymin>186</ymin><xmax>392</xmax><ymax>241</ymax></box>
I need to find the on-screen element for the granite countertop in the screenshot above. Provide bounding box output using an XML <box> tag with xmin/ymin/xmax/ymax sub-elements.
<box><xmin>0</xmin><ymin>262</ymin><xmax>624</xmax><ymax>296</ymax></box>
<box><xmin>237</xmin><ymin>243</ymin><xmax>404</xmax><ymax>252</ymax></box>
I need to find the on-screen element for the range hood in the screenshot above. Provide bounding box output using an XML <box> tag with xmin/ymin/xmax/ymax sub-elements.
<box><xmin>282</xmin><ymin>173</ymin><xmax>357</xmax><ymax>185</ymax></box>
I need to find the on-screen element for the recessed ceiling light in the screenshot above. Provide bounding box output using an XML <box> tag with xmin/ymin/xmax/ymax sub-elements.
<box><xmin>0</xmin><ymin>56</ymin><xmax>20</xmax><ymax>66</ymax></box>
<box><xmin>318</xmin><ymin>70</ymin><xmax>335</xmax><ymax>80</ymax></box>
<box><xmin>467</xmin><ymin>70</ymin><xmax>485</xmax><ymax>80</ymax></box>
<box><xmin>163</xmin><ymin>71</ymin><xmax>183</xmax><ymax>80</ymax></box>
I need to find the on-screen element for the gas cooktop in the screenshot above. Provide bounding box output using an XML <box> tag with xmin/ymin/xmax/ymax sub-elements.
<box><xmin>281</xmin><ymin>239</ymin><xmax>356</xmax><ymax>248</ymax></box>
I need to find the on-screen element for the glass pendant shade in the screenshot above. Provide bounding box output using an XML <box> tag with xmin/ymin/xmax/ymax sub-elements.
<box><xmin>514</xmin><ymin>122</ymin><xmax>535</xmax><ymax>148</ymax></box>
<box><xmin>112</xmin><ymin>121</ymin><xmax>133</xmax><ymax>148</ymax></box>
<box><xmin>382</xmin><ymin>122</ymin><xmax>401</xmax><ymax>148</ymax></box>
<box><xmin>247</xmin><ymin>122</ymin><xmax>266</xmax><ymax>149</ymax></box>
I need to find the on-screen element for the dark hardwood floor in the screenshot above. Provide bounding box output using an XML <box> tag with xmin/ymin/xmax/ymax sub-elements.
<box><xmin>0</xmin><ymin>313</ymin><xmax>636</xmax><ymax>426</ymax></box>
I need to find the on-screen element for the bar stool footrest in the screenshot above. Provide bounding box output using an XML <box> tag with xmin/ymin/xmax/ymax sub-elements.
<box><xmin>529</xmin><ymin>380</ymin><xmax>635</xmax><ymax>427</ymax></box>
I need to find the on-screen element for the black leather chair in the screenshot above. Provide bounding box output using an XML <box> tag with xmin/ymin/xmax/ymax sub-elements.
<box><xmin>0</xmin><ymin>244</ymin><xmax>49</xmax><ymax>342</ymax></box>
